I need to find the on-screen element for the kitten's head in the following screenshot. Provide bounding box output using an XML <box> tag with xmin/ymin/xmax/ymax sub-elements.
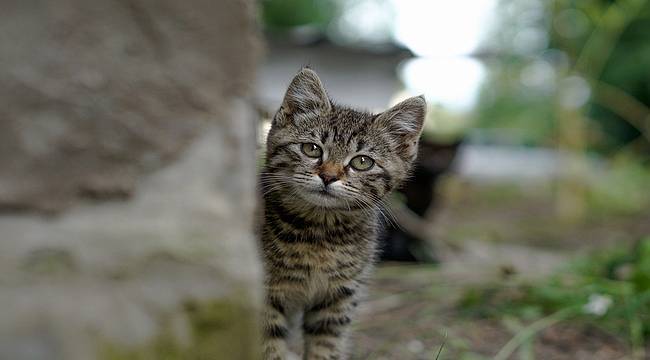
<box><xmin>264</xmin><ymin>68</ymin><xmax>426</xmax><ymax>210</ymax></box>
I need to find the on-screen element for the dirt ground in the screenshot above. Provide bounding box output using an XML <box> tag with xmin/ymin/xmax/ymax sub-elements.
<box><xmin>350</xmin><ymin>179</ymin><xmax>650</xmax><ymax>360</ymax></box>
<box><xmin>351</xmin><ymin>265</ymin><xmax>633</xmax><ymax>360</ymax></box>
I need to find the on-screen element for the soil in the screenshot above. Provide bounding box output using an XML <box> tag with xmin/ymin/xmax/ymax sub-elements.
<box><xmin>349</xmin><ymin>179</ymin><xmax>650</xmax><ymax>359</ymax></box>
<box><xmin>351</xmin><ymin>265</ymin><xmax>636</xmax><ymax>360</ymax></box>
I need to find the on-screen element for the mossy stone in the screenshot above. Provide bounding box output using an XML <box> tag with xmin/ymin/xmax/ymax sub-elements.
<box><xmin>100</xmin><ymin>297</ymin><xmax>260</xmax><ymax>360</ymax></box>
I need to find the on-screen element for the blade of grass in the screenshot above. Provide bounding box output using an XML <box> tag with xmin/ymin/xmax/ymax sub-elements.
<box><xmin>630</xmin><ymin>316</ymin><xmax>644</xmax><ymax>360</ymax></box>
<box><xmin>434</xmin><ymin>332</ymin><xmax>447</xmax><ymax>360</ymax></box>
<box><xmin>493</xmin><ymin>307</ymin><xmax>577</xmax><ymax>360</ymax></box>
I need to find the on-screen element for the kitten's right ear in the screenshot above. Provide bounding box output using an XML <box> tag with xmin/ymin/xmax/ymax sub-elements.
<box><xmin>275</xmin><ymin>68</ymin><xmax>331</xmax><ymax>126</ymax></box>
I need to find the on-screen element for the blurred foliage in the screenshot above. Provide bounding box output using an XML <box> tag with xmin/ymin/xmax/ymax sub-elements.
<box><xmin>460</xmin><ymin>236</ymin><xmax>650</xmax><ymax>353</ymax></box>
<box><xmin>476</xmin><ymin>0</ymin><xmax>650</xmax><ymax>155</ymax></box>
<box><xmin>260</xmin><ymin>0</ymin><xmax>337</xmax><ymax>30</ymax></box>
<box><xmin>585</xmin><ymin>155</ymin><xmax>650</xmax><ymax>214</ymax></box>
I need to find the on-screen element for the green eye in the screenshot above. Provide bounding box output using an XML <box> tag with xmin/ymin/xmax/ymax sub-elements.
<box><xmin>301</xmin><ymin>143</ymin><xmax>322</xmax><ymax>158</ymax></box>
<box><xmin>349</xmin><ymin>155</ymin><xmax>374</xmax><ymax>171</ymax></box>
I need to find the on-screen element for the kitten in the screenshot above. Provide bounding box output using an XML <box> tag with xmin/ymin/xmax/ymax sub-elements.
<box><xmin>260</xmin><ymin>68</ymin><xmax>425</xmax><ymax>360</ymax></box>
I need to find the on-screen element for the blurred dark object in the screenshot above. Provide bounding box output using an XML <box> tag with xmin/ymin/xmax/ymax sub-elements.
<box><xmin>379</xmin><ymin>139</ymin><xmax>462</xmax><ymax>262</ymax></box>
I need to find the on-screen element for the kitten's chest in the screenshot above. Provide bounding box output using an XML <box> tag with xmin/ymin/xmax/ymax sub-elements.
<box><xmin>304</xmin><ymin>268</ymin><xmax>331</xmax><ymax>302</ymax></box>
<box><xmin>293</xmin><ymin>241</ymin><xmax>370</xmax><ymax>297</ymax></box>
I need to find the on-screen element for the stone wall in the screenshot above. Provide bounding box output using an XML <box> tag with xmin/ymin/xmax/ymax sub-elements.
<box><xmin>0</xmin><ymin>0</ymin><xmax>262</xmax><ymax>359</ymax></box>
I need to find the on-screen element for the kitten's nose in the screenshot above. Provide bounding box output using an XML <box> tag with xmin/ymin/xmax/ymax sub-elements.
<box><xmin>319</xmin><ymin>173</ymin><xmax>338</xmax><ymax>186</ymax></box>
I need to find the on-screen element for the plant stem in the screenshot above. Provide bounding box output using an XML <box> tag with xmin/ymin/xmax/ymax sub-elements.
<box><xmin>493</xmin><ymin>308</ymin><xmax>577</xmax><ymax>360</ymax></box>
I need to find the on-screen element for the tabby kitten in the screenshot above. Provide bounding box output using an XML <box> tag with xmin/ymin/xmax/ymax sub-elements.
<box><xmin>261</xmin><ymin>68</ymin><xmax>425</xmax><ymax>360</ymax></box>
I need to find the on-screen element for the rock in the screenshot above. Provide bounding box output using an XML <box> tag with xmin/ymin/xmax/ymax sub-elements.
<box><xmin>0</xmin><ymin>0</ymin><xmax>262</xmax><ymax>359</ymax></box>
<box><xmin>0</xmin><ymin>0</ymin><xmax>259</xmax><ymax>214</ymax></box>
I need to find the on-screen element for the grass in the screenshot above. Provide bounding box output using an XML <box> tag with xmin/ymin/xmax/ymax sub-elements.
<box><xmin>434</xmin><ymin>333</ymin><xmax>447</xmax><ymax>360</ymax></box>
<box><xmin>586</xmin><ymin>156</ymin><xmax>650</xmax><ymax>216</ymax></box>
<box><xmin>459</xmin><ymin>236</ymin><xmax>650</xmax><ymax>358</ymax></box>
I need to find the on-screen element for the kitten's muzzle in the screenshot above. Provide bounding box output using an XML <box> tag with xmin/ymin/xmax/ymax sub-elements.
<box><xmin>317</xmin><ymin>162</ymin><xmax>344</xmax><ymax>187</ymax></box>
<box><xmin>318</xmin><ymin>173</ymin><xmax>338</xmax><ymax>186</ymax></box>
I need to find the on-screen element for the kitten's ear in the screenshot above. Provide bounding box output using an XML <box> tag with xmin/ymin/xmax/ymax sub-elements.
<box><xmin>376</xmin><ymin>95</ymin><xmax>427</xmax><ymax>161</ymax></box>
<box><xmin>276</xmin><ymin>68</ymin><xmax>331</xmax><ymax>125</ymax></box>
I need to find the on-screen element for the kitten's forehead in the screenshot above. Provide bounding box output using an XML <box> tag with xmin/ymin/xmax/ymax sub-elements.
<box><xmin>312</xmin><ymin>107</ymin><xmax>377</xmax><ymax>142</ymax></box>
<box><xmin>315</xmin><ymin>107</ymin><xmax>380</xmax><ymax>156</ymax></box>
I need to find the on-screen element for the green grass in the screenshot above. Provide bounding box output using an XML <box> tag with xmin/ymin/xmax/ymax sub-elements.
<box><xmin>459</xmin><ymin>236</ymin><xmax>650</xmax><ymax>357</ymax></box>
<box><xmin>586</xmin><ymin>156</ymin><xmax>650</xmax><ymax>215</ymax></box>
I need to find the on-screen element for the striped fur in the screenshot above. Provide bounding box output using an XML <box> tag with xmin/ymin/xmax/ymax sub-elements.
<box><xmin>261</xmin><ymin>68</ymin><xmax>425</xmax><ymax>360</ymax></box>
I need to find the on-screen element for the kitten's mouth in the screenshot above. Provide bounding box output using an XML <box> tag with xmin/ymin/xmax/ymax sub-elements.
<box><xmin>318</xmin><ymin>189</ymin><xmax>336</xmax><ymax>197</ymax></box>
<box><xmin>297</xmin><ymin>188</ymin><xmax>350</xmax><ymax>209</ymax></box>
<box><xmin>294</xmin><ymin>185</ymin><xmax>348</xmax><ymax>208</ymax></box>
<box><xmin>301</xmin><ymin>188</ymin><xmax>339</xmax><ymax>203</ymax></box>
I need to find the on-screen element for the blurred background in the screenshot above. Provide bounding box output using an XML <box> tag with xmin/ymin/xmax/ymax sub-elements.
<box><xmin>257</xmin><ymin>0</ymin><xmax>650</xmax><ymax>359</ymax></box>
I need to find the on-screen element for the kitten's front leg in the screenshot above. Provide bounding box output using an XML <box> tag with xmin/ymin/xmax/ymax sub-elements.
<box><xmin>263</xmin><ymin>291</ymin><xmax>291</xmax><ymax>360</ymax></box>
<box><xmin>303</xmin><ymin>285</ymin><xmax>358</xmax><ymax>360</ymax></box>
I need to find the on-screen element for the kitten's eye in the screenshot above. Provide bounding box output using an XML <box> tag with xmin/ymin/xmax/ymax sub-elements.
<box><xmin>301</xmin><ymin>143</ymin><xmax>322</xmax><ymax>158</ymax></box>
<box><xmin>349</xmin><ymin>155</ymin><xmax>374</xmax><ymax>171</ymax></box>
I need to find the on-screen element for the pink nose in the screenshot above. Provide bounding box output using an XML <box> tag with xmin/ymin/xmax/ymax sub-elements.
<box><xmin>319</xmin><ymin>173</ymin><xmax>338</xmax><ymax>186</ymax></box>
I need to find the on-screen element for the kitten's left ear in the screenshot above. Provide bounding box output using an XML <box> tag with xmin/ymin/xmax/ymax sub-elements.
<box><xmin>279</xmin><ymin>68</ymin><xmax>331</xmax><ymax>122</ymax></box>
<box><xmin>376</xmin><ymin>95</ymin><xmax>427</xmax><ymax>161</ymax></box>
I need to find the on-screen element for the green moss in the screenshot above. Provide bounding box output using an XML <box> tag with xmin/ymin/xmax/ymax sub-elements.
<box><xmin>100</xmin><ymin>296</ymin><xmax>260</xmax><ymax>360</ymax></box>
<box><xmin>21</xmin><ymin>247</ymin><xmax>77</xmax><ymax>276</ymax></box>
